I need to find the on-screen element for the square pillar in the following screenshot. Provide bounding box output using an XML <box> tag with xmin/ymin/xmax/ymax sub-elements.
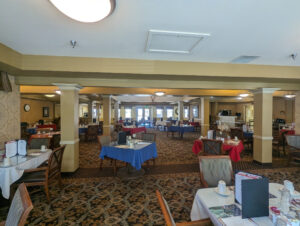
<box><xmin>120</xmin><ymin>106</ymin><xmax>125</xmax><ymax>120</ymax></box>
<box><xmin>114</xmin><ymin>101</ymin><xmax>119</xmax><ymax>123</ymax></box>
<box><xmin>87</xmin><ymin>101</ymin><xmax>93</xmax><ymax>124</ymax></box>
<box><xmin>103</xmin><ymin>95</ymin><xmax>112</xmax><ymax>136</ymax></box>
<box><xmin>201</xmin><ymin>98</ymin><xmax>210</xmax><ymax>136</ymax></box>
<box><xmin>178</xmin><ymin>101</ymin><xmax>184</xmax><ymax>121</ymax></box>
<box><xmin>295</xmin><ymin>91</ymin><xmax>300</xmax><ymax>134</ymax></box>
<box><xmin>163</xmin><ymin>106</ymin><xmax>167</xmax><ymax>120</ymax></box>
<box><xmin>253</xmin><ymin>88</ymin><xmax>279</xmax><ymax>164</ymax></box>
<box><xmin>55</xmin><ymin>83</ymin><xmax>81</xmax><ymax>172</ymax></box>
<box><xmin>95</xmin><ymin>103</ymin><xmax>100</xmax><ymax>123</ymax></box>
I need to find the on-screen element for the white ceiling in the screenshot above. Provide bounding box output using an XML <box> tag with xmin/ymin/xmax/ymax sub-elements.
<box><xmin>1</xmin><ymin>0</ymin><xmax>300</xmax><ymax>66</ymax></box>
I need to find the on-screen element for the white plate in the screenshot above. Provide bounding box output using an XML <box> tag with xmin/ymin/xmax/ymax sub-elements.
<box><xmin>214</xmin><ymin>188</ymin><xmax>231</xmax><ymax>197</ymax></box>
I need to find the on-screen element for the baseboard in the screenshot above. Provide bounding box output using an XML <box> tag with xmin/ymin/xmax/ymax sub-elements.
<box><xmin>252</xmin><ymin>160</ymin><xmax>272</xmax><ymax>167</ymax></box>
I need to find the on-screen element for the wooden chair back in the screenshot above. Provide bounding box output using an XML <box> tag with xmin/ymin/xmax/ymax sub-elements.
<box><xmin>141</xmin><ymin>133</ymin><xmax>156</xmax><ymax>142</ymax></box>
<box><xmin>47</xmin><ymin>145</ymin><xmax>66</xmax><ymax>179</ymax></box>
<box><xmin>51</xmin><ymin>134</ymin><xmax>61</xmax><ymax>149</ymax></box>
<box><xmin>5</xmin><ymin>183</ymin><xmax>33</xmax><ymax>226</ymax></box>
<box><xmin>202</xmin><ymin>139</ymin><xmax>223</xmax><ymax>155</ymax></box>
<box><xmin>230</xmin><ymin>128</ymin><xmax>244</xmax><ymax>141</ymax></box>
<box><xmin>156</xmin><ymin>190</ymin><xmax>176</xmax><ymax>226</ymax></box>
<box><xmin>87</xmin><ymin>125</ymin><xmax>99</xmax><ymax>135</ymax></box>
<box><xmin>29</xmin><ymin>138</ymin><xmax>50</xmax><ymax>149</ymax></box>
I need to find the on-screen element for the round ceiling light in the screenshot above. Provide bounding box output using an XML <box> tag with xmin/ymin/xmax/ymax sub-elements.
<box><xmin>55</xmin><ymin>90</ymin><xmax>61</xmax><ymax>95</ymax></box>
<box><xmin>239</xmin><ymin>93</ymin><xmax>249</xmax><ymax>97</ymax></box>
<box><xmin>45</xmin><ymin>94</ymin><xmax>55</xmax><ymax>98</ymax></box>
<box><xmin>49</xmin><ymin>0</ymin><xmax>116</xmax><ymax>23</ymax></box>
<box><xmin>285</xmin><ymin>94</ymin><xmax>296</xmax><ymax>98</ymax></box>
<box><xmin>155</xmin><ymin>92</ymin><xmax>165</xmax><ymax>96</ymax></box>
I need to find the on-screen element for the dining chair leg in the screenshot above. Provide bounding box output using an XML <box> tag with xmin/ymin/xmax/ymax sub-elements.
<box><xmin>44</xmin><ymin>183</ymin><xmax>50</xmax><ymax>202</ymax></box>
<box><xmin>113</xmin><ymin>160</ymin><xmax>117</xmax><ymax>176</ymax></box>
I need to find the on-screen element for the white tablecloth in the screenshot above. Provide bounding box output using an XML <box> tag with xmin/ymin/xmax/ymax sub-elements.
<box><xmin>191</xmin><ymin>183</ymin><xmax>285</xmax><ymax>226</ymax></box>
<box><xmin>0</xmin><ymin>150</ymin><xmax>51</xmax><ymax>199</ymax></box>
<box><xmin>156</xmin><ymin>121</ymin><xmax>167</xmax><ymax>126</ymax></box>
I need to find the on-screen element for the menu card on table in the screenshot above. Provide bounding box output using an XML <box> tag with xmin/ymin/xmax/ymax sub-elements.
<box><xmin>5</xmin><ymin>140</ymin><xmax>17</xmax><ymax>158</ymax></box>
<box><xmin>235</xmin><ymin>171</ymin><xmax>269</xmax><ymax>219</ymax></box>
<box><xmin>17</xmin><ymin>140</ymin><xmax>27</xmax><ymax>156</ymax></box>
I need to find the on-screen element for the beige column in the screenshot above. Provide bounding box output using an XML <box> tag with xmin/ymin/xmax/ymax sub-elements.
<box><xmin>253</xmin><ymin>88</ymin><xmax>279</xmax><ymax>164</ymax></box>
<box><xmin>87</xmin><ymin>101</ymin><xmax>93</xmax><ymax>124</ymax></box>
<box><xmin>178</xmin><ymin>101</ymin><xmax>184</xmax><ymax>121</ymax></box>
<box><xmin>295</xmin><ymin>91</ymin><xmax>300</xmax><ymax>134</ymax></box>
<box><xmin>100</xmin><ymin>105</ymin><xmax>103</xmax><ymax>121</ymax></box>
<box><xmin>120</xmin><ymin>106</ymin><xmax>125</xmax><ymax>120</ymax></box>
<box><xmin>55</xmin><ymin>83</ymin><xmax>81</xmax><ymax>172</ymax></box>
<box><xmin>103</xmin><ymin>95</ymin><xmax>112</xmax><ymax>136</ymax></box>
<box><xmin>114</xmin><ymin>101</ymin><xmax>119</xmax><ymax>123</ymax></box>
<box><xmin>189</xmin><ymin>105</ymin><xmax>193</xmax><ymax>120</ymax></box>
<box><xmin>163</xmin><ymin>106</ymin><xmax>167</xmax><ymax>120</ymax></box>
<box><xmin>201</xmin><ymin>98</ymin><xmax>210</xmax><ymax>136</ymax></box>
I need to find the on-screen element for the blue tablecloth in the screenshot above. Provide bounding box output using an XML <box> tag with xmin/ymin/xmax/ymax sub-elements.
<box><xmin>243</xmin><ymin>132</ymin><xmax>253</xmax><ymax>139</ymax></box>
<box><xmin>27</xmin><ymin>128</ymin><xmax>36</xmax><ymax>134</ymax></box>
<box><xmin>79</xmin><ymin>128</ymin><xmax>88</xmax><ymax>134</ymax></box>
<box><xmin>169</xmin><ymin>126</ymin><xmax>194</xmax><ymax>134</ymax></box>
<box><xmin>99</xmin><ymin>142</ymin><xmax>157</xmax><ymax>170</ymax></box>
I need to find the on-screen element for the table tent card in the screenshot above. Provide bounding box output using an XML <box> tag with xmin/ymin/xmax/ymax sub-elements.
<box><xmin>5</xmin><ymin>140</ymin><xmax>17</xmax><ymax>158</ymax></box>
<box><xmin>17</xmin><ymin>140</ymin><xmax>27</xmax><ymax>156</ymax></box>
<box><xmin>235</xmin><ymin>171</ymin><xmax>269</xmax><ymax>219</ymax></box>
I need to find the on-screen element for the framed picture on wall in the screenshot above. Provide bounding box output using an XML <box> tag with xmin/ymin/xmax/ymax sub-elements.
<box><xmin>43</xmin><ymin>107</ymin><xmax>49</xmax><ymax>117</ymax></box>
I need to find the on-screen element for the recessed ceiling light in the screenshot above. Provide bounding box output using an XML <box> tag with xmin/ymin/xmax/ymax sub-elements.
<box><xmin>55</xmin><ymin>90</ymin><xmax>61</xmax><ymax>95</ymax></box>
<box><xmin>239</xmin><ymin>93</ymin><xmax>249</xmax><ymax>97</ymax></box>
<box><xmin>49</xmin><ymin>0</ymin><xmax>115</xmax><ymax>23</ymax></box>
<box><xmin>135</xmin><ymin>94</ymin><xmax>151</xmax><ymax>97</ymax></box>
<box><xmin>285</xmin><ymin>94</ymin><xmax>296</xmax><ymax>98</ymax></box>
<box><xmin>155</xmin><ymin>92</ymin><xmax>165</xmax><ymax>96</ymax></box>
<box><xmin>45</xmin><ymin>94</ymin><xmax>55</xmax><ymax>98</ymax></box>
<box><xmin>237</xmin><ymin>97</ymin><xmax>242</xmax><ymax>100</ymax></box>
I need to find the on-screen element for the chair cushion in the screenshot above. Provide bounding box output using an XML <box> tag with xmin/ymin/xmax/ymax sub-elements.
<box><xmin>200</xmin><ymin>158</ymin><xmax>232</xmax><ymax>187</ymax></box>
<box><xmin>17</xmin><ymin>171</ymin><xmax>46</xmax><ymax>183</ymax></box>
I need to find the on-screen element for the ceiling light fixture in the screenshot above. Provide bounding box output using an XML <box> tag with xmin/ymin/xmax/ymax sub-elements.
<box><xmin>155</xmin><ymin>92</ymin><xmax>165</xmax><ymax>96</ymax></box>
<box><xmin>55</xmin><ymin>90</ymin><xmax>61</xmax><ymax>95</ymax></box>
<box><xmin>45</xmin><ymin>94</ymin><xmax>55</xmax><ymax>98</ymax></box>
<box><xmin>237</xmin><ymin>97</ymin><xmax>242</xmax><ymax>100</ymax></box>
<box><xmin>49</xmin><ymin>0</ymin><xmax>116</xmax><ymax>23</ymax></box>
<box><xmin>239</xmin><ymin>93</ymin><xmax>249</xmax><ymax>97</ymax></box>
<box><xmin>285</xmin><ymin>94</ymin><xmax>296</xmax><ymax>98</ymax></box>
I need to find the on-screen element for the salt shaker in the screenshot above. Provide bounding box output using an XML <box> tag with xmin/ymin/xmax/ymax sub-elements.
<box><xmin>280</xmin><ymin>187</ymin><xmax>291</xmax><ymax>214</ymax></box>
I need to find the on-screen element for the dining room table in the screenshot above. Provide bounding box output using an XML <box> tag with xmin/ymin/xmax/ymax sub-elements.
<box><xmin>168</xmin><ymin>125</ymin><xmax>194</xmax><ymax>138</ymax></box>
<box><xmin>192</xmin><ymin>139</ymin><xmax>244</xmax><ymax>162</ymax></box>
<box><xmin>122</xmin><ymin>126</ymin><xmax>147</xmax><ymax>135</ymax></box>
<box><xmin>280</xmin><ymin>129</ymin><xmax>295</xmax><ymax>135</ymax></box>
<box><xmin>190</xmin><ymin>183</ymin><xmax>298</xmax><ymax>225</ymax></box>
<box><xmin>99</xmin><ymin>141</ymin><xmax>157</xmax><ymax>178</ymax></box>
<box><xmin>0</xmin><ymin>149</ymin><xmax>52</xmax><ymax>199</ymax></box>
<box><xmin>28</xmin><ymin>131</ymin><xmax>61</xmax><ymax>144</ymax></box>
<box><xmin>37</xmin><ymin>124</ymin><xmax>57</xmax><ymax>131</ymax></box>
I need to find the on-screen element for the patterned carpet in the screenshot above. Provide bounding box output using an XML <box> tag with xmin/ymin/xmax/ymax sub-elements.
<box><xmin>0</xmin><ymin>129</ymin><xmax>297</xmax><ymax>225</ymax></box>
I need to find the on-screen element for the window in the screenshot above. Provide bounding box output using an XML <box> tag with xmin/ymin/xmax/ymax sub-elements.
<box><xmin>125</xmin><ymin>108</ymin><xmax>131</xmax><ymax>119</ymax></box>
<box><xmin>184</xmin><ymin>107</ymin><xmax>189</xmax><ymax>118</ymax></box>
<box><xmin>156</xmin><ymin>108</ymin><xmax>163</xmax><ymax>118</ymax></box>
<box><xmin>167</xmin><ymin>109</ymin><xmax>173</xmax><ymax>118</ymax></box>
<box><xmin>137</xmin><ymin>108</ymin><xmax>143</xmax><ymax>121</ymax></box>
<box><xmin>193</xmin><ymin>106</ymin><xmax>198</xmax><ymax>118</ymax></box>
<box><xmin>144</xmin><ymin>108</ymin><xmax>150</xmax><ymax>120</ymax></box>
<box><xmin>118</xmin><ymin>109</ymin><xmax>120</xmax><ymax>119</ymax></box>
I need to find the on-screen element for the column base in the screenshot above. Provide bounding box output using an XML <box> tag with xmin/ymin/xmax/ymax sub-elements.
<box><xmin>61</xmin><ymin>139</ymin><xmax>80</xmax><ymax>172</ymax></box>
<box><xmin>252</xmin><ymin>160</ymin><xmax>272</xmax><ymax>167</ymax></box>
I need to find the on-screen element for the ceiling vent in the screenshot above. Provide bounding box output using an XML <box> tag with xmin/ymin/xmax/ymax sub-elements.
<box><xmin>146</xmin><ymin>30</ymin><xmax>210</xmax><ymax>54</ymax></box>
<box><xmin>231</xmin><ymin>56</ymin><xmax>260</xmax><ymax>64</ymax></box>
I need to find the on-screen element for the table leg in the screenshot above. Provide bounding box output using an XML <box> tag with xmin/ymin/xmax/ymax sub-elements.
<box><xmin>117</xmin><ymin>164</ymin><xmax>145</xmax><ymax>179</ymax></box>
